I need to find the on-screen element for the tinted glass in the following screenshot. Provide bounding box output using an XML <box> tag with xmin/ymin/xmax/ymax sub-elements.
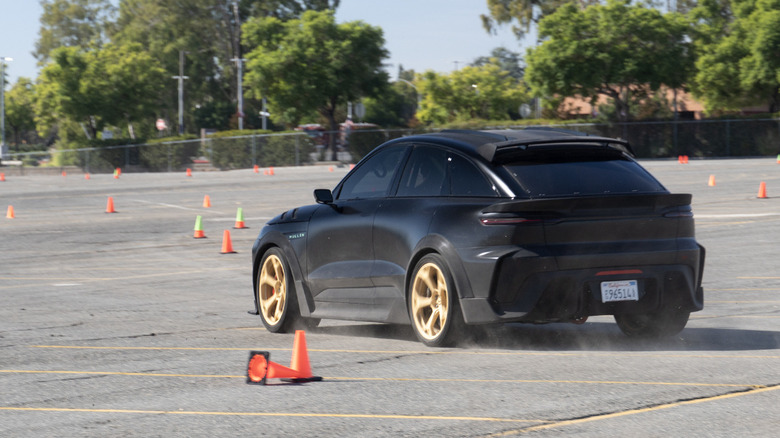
<box><xmin>397</xmin><ymin>147</ymin><xmax>448</xmax><ymax>196</ymax></box>
<box><xmin>337</xmin><ymin>147</ymin><xmax>406</xmax><ymax>200</ymax></box>
<box><xmin>448</xmin><ymin>153</ymin><xmax>497</xmax><ymax>197</ymax></box>
<box><xmin>504</xmin><ymin>150</ymin><xmax>665</xmax><ymax>198</ymax></box>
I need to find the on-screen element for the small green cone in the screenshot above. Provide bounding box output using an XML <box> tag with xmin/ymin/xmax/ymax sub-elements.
<box><xmin>193</xmin><ymin>215</ymin><xmax>206</xmax><ymax>238</ymax></box>
<box><xmin>234</xmin><ymin>207</ymin><xmax>247</xmax><ymax>229</ymax></box>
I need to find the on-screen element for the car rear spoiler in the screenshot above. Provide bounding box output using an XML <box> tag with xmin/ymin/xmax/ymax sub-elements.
<box><xmin>476</xmin><ymin>136</ymin><xmax>635</xmax><ymax>163</ymax></box>
<box><xmin>482</xmin><ymin>193</ymin><xmax>692</xmax><ymax>214</ymax></box>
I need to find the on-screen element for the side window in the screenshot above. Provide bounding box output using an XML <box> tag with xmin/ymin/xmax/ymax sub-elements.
<box><xmin>397</xmin><ymin>147</ymin><xmax>448</xmax><ymax>197</ymax></box>
<box><xmin>448</xmin><ymin>153</ymin><xmax>497</xmax><ymax>197</ymax></box>
<box><xmin>337</xmin><ymin>147</ymin><xmax>406</xmax><ymax>200</ymax></box>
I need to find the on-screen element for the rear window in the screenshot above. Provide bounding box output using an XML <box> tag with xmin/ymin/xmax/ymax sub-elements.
<box><xmin>503</xmin><ymin>149</ymin><xmax>665</xmax><ymax>198</ymax></box>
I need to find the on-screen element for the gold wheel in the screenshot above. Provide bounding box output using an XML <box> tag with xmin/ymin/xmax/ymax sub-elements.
<box><xmin>258</xmin><ymin>253</ymin><xmax>287</xmax><ymax>327</ymax></box>
<box><xmin>411</xmin><ymin>262</ymin><xmax>449</xmax><ymax>341</ymax></box>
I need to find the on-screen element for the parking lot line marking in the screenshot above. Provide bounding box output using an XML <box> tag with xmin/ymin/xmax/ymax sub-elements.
<box><xmin>0</xmin><ymin>369</ymin><xmax>759</xmax><ymax>389</ymax></box>
<box><xmin>0</xmin><ymin>406</ymin><xmax>543</xmax><ymax>424</ymax></box>
<box><xmin>489</xmin><ymin>384</ymin><xmax>780</xmax><ymax>436</ymax></box>
<box><xmin>737</xmin><ymin>276</ymin><xmax>780</xmax><ymax>280</ymax></box>
<box><xmin>28</xmin><ymin>345</ymin><xmax>780</xmax><ymax>359</ymax></box>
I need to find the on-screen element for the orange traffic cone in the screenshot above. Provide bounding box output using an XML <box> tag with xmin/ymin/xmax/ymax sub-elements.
<box><xmin>776</xmin><ymin>154</ymin><xmax>780</xmax><ymax>164</ymax></box>
<box><xmin>349</xmin><ymin>164</ymin><xmax>355</xmax><ymax>170</ymax></box>
<box><xmin>193</xmin><ymin>215</ymin><xmax>205</xmax><ymax>238</ymax></box>
<box><xmin>0</xmin><ymin>172</ymin><xmax>5</xmax><ymax>182</ymax></box>
<box><xmin>202</xmin><ymin>195</ymin><xmax>211</xmax><ymax>208</ymax></box>
<box><xmin>269</xmin><ymin>167</ymin><xmax>275</xmax><ymax>176</ymax></box>
<box><xmin>708</xmin><ymin>175</ymin><xmax>716</xmax><ymax>186</ymax></box>
<box><xmin>84</xmin><ymin>173</ymin><xmax>91</xmax><ymax>180</ymax></box>
<box><xmin>105</xmin><ymin>197</ymin><xmax>116</xmax><ymax>213</ymax></box>
<box><xmin>220</xmin><ymin>230</ymin><xmax>236</xmax><ymax>254</ymax></box>
<box><xmin>186</xmin><ymin>168</ymin><xmax>192</xmax><ymax>177</ymax></box>
<box><xmin>253</xmin><ymin>164</ymin><xmax>259</xmax><ymax>174</ymax></box>
<box><xmin>246</xmin><ymin>330</ymin><xmax>321</xmax><ymax>385</ymax></box>
<box><xmin>62</xmin><ymin>170</ymin><xmax>67</xmax><ymax>177</ymax></box>
<box><xmin>758</xmin><ymin>182</ymin><xmax>768</xmax><ymax>199</ymax></box>
<box><xmin>289</xmin><ymin>330</ymin><xmax>314</xmax><ymax>379</ymax></box>
<box><xmin>6</xmin><ymin>205</ymin><xmax>15</xmax><ymax>219</ymax></box>
<box><xmin>329</xmin><ymin>166</ymin><xmax>334</xmax><ymax>172</ymax></box>
<box><xmin>233</xmin><ymin>207</ymin><xmax>247</xmax><ymax>229</ymax></box>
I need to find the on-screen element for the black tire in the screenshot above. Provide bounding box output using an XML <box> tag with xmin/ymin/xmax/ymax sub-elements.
<box><xmin>614</xmin><ymin>308</ymin><xmax>690</xmax><ymax>338</ymax></box>
<box><xmin>408</xmin><ymin>254</ymin><xmax>465</xmax><ymax>347</ymax></box>
<box><xmin>256</xmin><ymin>247</ymin><xmax>315</xmax><ymax>333</ymax></box>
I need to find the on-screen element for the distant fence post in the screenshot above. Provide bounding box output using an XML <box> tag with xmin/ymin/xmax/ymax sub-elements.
<box><xmin>167</xmin><ymin>144</ymin><xmax>172</xmax><ymax>173</ymax></box>
<box><xmin>295</xmin><ymin>134</ymin><xmax>300</xmax><ymax>167</ymax></box>
<box><xmin>251</xmin><ymin>134</ymin><xmax>257</xmax><ymax>166</ymax></box>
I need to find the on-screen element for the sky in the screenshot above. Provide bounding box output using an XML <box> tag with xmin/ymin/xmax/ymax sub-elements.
<box><xmin>0</xmin><ymin>0</ymin><xmax>531</xmax><ymax>86</ymax></box>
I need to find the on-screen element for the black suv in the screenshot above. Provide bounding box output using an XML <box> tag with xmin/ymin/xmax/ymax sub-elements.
<box><xmin>252</xmin><ymin>129</ymin><xmax>705</xmax><ymax>346</ymax></box>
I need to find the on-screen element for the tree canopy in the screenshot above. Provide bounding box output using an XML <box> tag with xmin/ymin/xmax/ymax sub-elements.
<box><xmin>243</xmin><ymin>10</ymin><xmax>389</xmax><ymax>152</ymax></box>
<box><xmin>525</xmin><ymin>0</ymin><xmax>694</xmax><ymax>121</ymax></box>
<box><xmin>691</xmin><ymin>0</ymin><xmax>780</xmax><ymax>112</ymax></box>
<box><xmin>417</xmin><ymin>62</ymin><xmax>529</xmax><ymax>125</ymax></box>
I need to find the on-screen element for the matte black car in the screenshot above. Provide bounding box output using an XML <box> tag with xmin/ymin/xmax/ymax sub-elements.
<box><xmin>251</xmin><ymin>129</ymin><xmax>705</xmax><ymax>347</ymax></box>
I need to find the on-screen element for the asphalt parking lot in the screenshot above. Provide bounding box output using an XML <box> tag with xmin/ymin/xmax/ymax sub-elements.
<box><xmin>1</xmin><ymin>158</ymin><xmax>779</xmax><ymax>437</ymax></box>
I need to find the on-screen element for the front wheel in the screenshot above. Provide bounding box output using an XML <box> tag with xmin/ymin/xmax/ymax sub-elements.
<box><xmin>256</xmin><ymin>247</ymin><xmax>318</xmax><ymax>332</ymax></box>
<box><xmin>614</xmin><ymin>308</ymin><xmax>690</xmax><ymax>338</ymax></box>
<box><xmin>409</xmin><ymin>254</ymin><xmax>465</xmax><ymax>347</ymax></box>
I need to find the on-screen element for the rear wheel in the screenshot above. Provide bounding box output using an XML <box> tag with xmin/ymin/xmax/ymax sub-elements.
<box><xmin>615</xmin><ymin>308</ymin><xmax>690</xmax><ymax>338</ymax></box>
<box><xmin>256</xmin><ymin>248</ymin><xmax>318</xmax><ymax>332</ymax></box>
<box><xmin>409</xmin><ymin>254</ymin><xmax>465</xmax><ymax>347</ymax></box>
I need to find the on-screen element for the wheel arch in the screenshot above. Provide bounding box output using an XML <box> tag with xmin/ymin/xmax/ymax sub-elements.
<box><xmin>252</xmin><ymin>232</ymin><xmax>314</xmax><ymax>317</ymax></box>
<box><xmin>406</xmin><ymin>234</ymin><xmax>475</xmax><ymax>303</ymax></box>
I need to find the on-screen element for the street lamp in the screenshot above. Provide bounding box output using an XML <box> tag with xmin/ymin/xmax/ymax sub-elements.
<box><xmin>1</xmin><ymin>56</ymin><xmax>13</xmax><ymax>160</ymax></box>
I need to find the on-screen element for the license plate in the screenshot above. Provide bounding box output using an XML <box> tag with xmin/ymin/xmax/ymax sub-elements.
<box><xmin>600</xmin><ymin>280</ymin><xmax>639</xmax><ymax>303</ymax></box>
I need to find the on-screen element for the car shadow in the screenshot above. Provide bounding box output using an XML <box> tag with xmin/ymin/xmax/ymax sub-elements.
<box><xmin>312</xmin><ymin>322</ymin><xmax>780</xmax><ymax>352</ymax></box>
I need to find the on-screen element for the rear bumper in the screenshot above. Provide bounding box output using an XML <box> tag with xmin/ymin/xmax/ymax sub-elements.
<box><xmin>459</xmin><ymin>245</ymin><xmax>704</xmax><ymax>324</ymax></box>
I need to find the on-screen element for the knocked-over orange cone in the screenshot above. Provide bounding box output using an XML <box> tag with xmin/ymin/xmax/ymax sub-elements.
<box><xmin>220</xmin><ymin>230</ymin><xmax>237</xmax><ymax>254</ymax></box>
<box><xmin>6</xmin><ymin>205</ymin><xmax>15</xmax><ymax>219</ymax></box>
<box><xmin>758</xmin><ymin>182</ymin><xmax>768</xmax><ymax>199</ymax></box>
<box><xmin>105</xmin><ymin>197</ymin><xmax>116</xmax><ymax>213</ymax></box>
<box><xmin>202</xmin><ymin>195</ymin><xmax>211</xmax><ymax>208</ymax></box>
<box><xmin>246</xmin><ymin>330</ymin><xmax>321</xmax><ymax>385</ymax></box>
<box><xmin>708</xmin><ymin>175</ymin><xmax>716</xmax><ymax>186</ymax></box>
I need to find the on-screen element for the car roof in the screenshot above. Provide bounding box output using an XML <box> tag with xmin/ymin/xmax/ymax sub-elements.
<box><xmin>409</xmin><ymin>128</ymin><xmax>634</xmax><ymax>163</ymax></box>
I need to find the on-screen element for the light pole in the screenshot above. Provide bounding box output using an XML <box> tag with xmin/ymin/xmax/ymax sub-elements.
<box><xmin>1</xmin><ymin>56</ymin><xmax>12</xmax><ymax>160</ymax></box>
<box><xmin>172</xmin><ymin>51</ymin><xmax>189</xmax><ymax>135</ymax></box>
<box><xmin>231</xmin><ymin>57</ymin><xmax>247</xmax><ymax>130</ymax></box>
<box><xmin>397</xmin><ymin>78</ymin><xmax>421</xmax><ymax>108</ymax></box>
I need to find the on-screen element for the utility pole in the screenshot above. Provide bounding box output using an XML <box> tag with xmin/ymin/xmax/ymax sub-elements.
<box><xmin>231</xmin><ymin>2</ymin><xmax>246</xmax><ymax>130</ymax></box>
<box><xmin>231</xmin><ymin>57</ymin><xmax>247</xmax><ymax>130</ymax></box>
<box><xmin>172</xmin><ymin>51</ymin><xmax>189</xmax><ymax>135</ymax></box>
<box><xmin>0</xmin><ymin>57</ymin><xmax>12</xmax><ymax>160</ymax></box>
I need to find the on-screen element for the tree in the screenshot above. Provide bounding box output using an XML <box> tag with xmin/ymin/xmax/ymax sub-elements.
<box><xmin>35</xmin><ymin>43</ymin><xmax>165</xmax><ymax>139</ymax></box>
<box><xmin>243</xmin><ymin>10</ymin><xmax>389</xmax><ymax>157</ymax></box>
<box><xmin>5</xmin><ymin>78</ymin><xmax>38</xmax><ymax>149</ymax></box>
<box><xmin>691</xmin><ymin>0</ymin><xmax>780</xmax><ymax>113</ymax></box>
<box><xmin>481</xmin><ymin>0</ymin><xmax>597</xmax><ymax>39</ymax></box>
<box><xmin>416</xmin><ymin>62</ymin><xmax>529</xmax><ymax>125</ymax></box>
<box><xmin>34</xmin><ymin>0</ymin><xmax>116</xmax><ymax>63</ymax></box>
<box><xmin>112</xmin><ymin>0</ymin><xmax>342</xmax><ymax>132</ymax></box>
<box><xmin>471</xmin><ymin>47</ymin><xmax>524</xmax><ymax>80</ymax></box>
<box><xmin>525</xmin><ymin>0</ymin><xmax>694</xmax><ymax>121</ymax></box>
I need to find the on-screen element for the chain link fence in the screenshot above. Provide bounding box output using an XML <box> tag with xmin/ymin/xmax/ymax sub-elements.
<box><xmin>2</xmin><ymin>119</ymin><xmax>779</xmax><ymax>174</ymax></box>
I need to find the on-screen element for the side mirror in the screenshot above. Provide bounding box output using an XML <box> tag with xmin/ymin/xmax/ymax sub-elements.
<box><xmin>314</xmin><ymin>189</ymin><xmax>334</xmax><ymax>204</ymax></box>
